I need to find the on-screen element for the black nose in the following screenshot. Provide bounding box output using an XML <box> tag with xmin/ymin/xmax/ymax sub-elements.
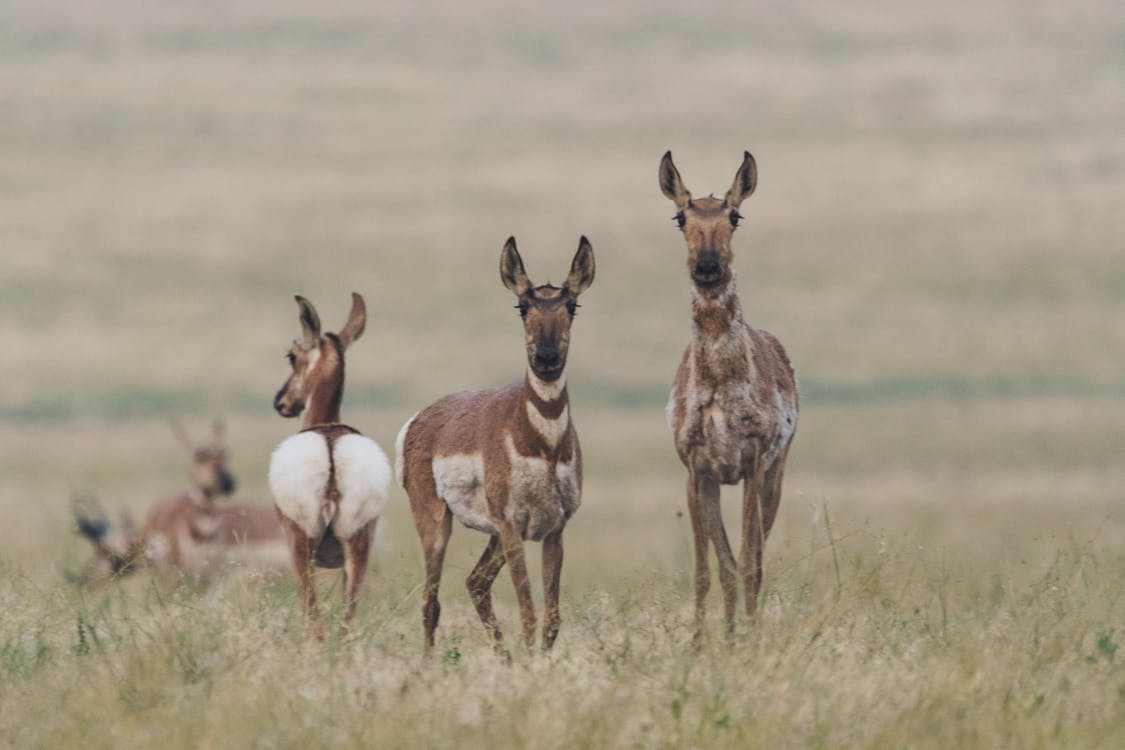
<box><xmin>220</xmin><ymin>473</ymin><xmax>236</xmax><ymax>495</ymax></box>
<box><xmin>534</xmin><ymin>346</ymin><xmax>562</xmax><ymax>371</ymax></box>
<box><xmin>695</xmin><ymin>257</ymin><xmax>721</xmax><ymax>276</ymax></box>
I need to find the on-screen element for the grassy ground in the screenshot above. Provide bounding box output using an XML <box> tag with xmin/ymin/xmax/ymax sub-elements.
<box><xmin>2</xmin><ymin>0</ymin><xmax>1123</xmax><ymax>747</ymax></box>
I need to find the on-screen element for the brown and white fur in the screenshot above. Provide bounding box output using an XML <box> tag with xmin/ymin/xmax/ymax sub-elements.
<box><xmin>72</xmin><ymin>419</ymin><xmax>287</xmax><ymax>582</ymax></box>
<box><xmin>397</xmin><ymin>236</ymin><xmax>595</xmax><ymax>656</ymax></box>
<box><xmin>268</xmin><ymin>292</ymin><xmax>390</xmax><ymax>636</ymax></box>
<box><xmin>660</xmin><ymin>151</ymin><xmax>798</xmax><ymax>633</ymax></box>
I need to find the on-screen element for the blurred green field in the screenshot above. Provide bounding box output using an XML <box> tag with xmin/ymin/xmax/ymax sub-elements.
<box><xmin>2</xmin><ymin>1</ymin><xmax>1123</xmax><ymax>747</ymax></box>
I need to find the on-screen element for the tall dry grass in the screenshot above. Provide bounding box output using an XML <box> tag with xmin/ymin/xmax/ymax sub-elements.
<box><xmin>1</xmin><ymin>0</ymin><xmax>1123</xmax><ymax>747</ymax></box>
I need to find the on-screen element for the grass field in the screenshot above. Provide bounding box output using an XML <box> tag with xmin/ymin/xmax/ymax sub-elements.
<box><xmin>2</xmin><ymin>1</ymin><xmax>1123</xmax><ymax>747</ymax></box>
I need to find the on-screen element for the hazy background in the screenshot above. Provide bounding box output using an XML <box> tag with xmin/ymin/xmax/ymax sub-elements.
<box><xmin>2</xmin><ymin>0</ymin><xmax>1123</xmax><ymax>583</ymax></box>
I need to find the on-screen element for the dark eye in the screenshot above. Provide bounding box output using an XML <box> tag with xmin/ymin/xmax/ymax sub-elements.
<box><xmin>566</xmin><ymin>300</ymin><xmax>579</xmax><ymax>317</ymax></box>
<box><xmin>286</xmin><ymin>352</ymin><xmax>296</xmax><ymax>366</ymax></box>
<box><xmin>674</xmin><ymin>212</ymin><xmax>686</xmax><ymax>230</ymax></box>
<box><xmin>515</xmin><ymin>301</ymin><xmax>529</xmax><ymax>318</ymax></box>
<box><xmin>729</xmin><ymin>210</ymin><xmax>741</xmax><ymax>229</ymax></box>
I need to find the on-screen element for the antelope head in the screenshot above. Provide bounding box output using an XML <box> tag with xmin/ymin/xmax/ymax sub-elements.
<box><xmin>659</xmin><ymin>150</ymin><xmax>757</xmax><ymax>294</ymax></box>
<box><xmin>273</xmin><ymin>292</ymin><xmax>366</xmax><ymax>422</ymax></box>
<box><xmin>500</xmin><ymin>236</ymin><xmax>595</xmax><ymax>382</ymax></box>
<box><xmin>172</xmin><ymin>418</ymin><xmax>236</xmax><ymax>498</ymax></box>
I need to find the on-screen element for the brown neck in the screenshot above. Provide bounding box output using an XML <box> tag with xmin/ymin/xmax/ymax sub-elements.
<box><xmin>191</xmin><ymin>487</ymin><xmax>217</xmax><ymax>506</ymax></box>
<box><xmin>516</xmin><ymin>368</ymin><xmax>572</xmax><ymax>456</ymax></box>
<box><xmin>691</xmin><ymin>278</ymin><xmax>743</xmax><ymax>338</ymax></box>
<box><xmin>690</xmin><ymin>278</ymin><xmax>751</xmax><ymax>382</ymax></box>
<box><xmin>302</xmin><ymin>336</ymin><xmax>345</xmax><ymax>428</ymax></box>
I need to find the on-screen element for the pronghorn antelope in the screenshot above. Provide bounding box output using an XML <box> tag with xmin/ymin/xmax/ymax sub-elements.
<box><xmin>397</xmin><ymin>236</ymin><xmax>595</xmax><ymax>655</ymax></box>
<box><xmin>659</xmin><ymin>151</ymin><xmax>798</xmax><ymax>633</ymax></box>
<box><xmin>72</xmin><ymin>419</ymin><xmax>287</xmax><ymax>581</ymax></box>
<box><xmin>268</xmin><ymin>292</ymin><xmax>390</xmax><ymax>635</ymax></box>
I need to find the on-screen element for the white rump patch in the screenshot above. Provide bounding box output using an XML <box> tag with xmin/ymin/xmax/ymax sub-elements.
<box><xmin>269</xmin><ymin>432</ymin><xmax>330</xmax><ymax>538</ymax></box>
<box><xmin>330</xmin><ymin>434</ymin><xmax>391</xmax><ymax>540</ymax></box>
<box><xmin>526</xmin><ymin>401</ymin><xmax>569</xmax><ymax>448</ymax></box>
<box><xmin>394</xmin><ymin>411</ymin><xmax>419</xmax><ymax>487</ymax></box>
<box><xmin>433</xmin><ymin>453</ymin><xmax>496</xmax><ymax>534</ymax></box>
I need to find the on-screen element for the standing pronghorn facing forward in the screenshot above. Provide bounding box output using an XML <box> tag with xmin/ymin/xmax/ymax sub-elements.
<box><xmin>268</xmin><ymin>293</ymin><xmax>390</xmax><ymax>635</ymax></box>
<box><xmin>397</xmin><ymin>237</ymin><xmax>595</xmax><ymax>655</ymax></box>
<box><xmin>660</xmin><ymin>151</ymin><xmax>798</xmax><ymax>633</ymax></box>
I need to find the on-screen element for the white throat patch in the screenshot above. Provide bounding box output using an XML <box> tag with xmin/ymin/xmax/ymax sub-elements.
<box><xmin>527</xmin><ymin>371</ymin><xmax>566</xmax><ymax>402</ymax></box>
<box><xmin>526</xmin><ymin>401</ymin><xmax>569</xmax><ymax>449</ymax></box>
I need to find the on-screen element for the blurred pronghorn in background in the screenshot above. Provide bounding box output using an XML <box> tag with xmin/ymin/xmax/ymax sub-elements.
<box><xmin>72</xmin><ymin>419</ymin><xmax>287</xmax><ymax>582</ymax></box>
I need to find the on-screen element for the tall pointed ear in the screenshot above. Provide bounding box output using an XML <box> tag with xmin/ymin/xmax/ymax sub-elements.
<box><xmin>500</xmin><ymin>237</ymin><xmax>532</xmax><ymax>296</ymax></box>
<box><xmin>723</xmin><ymin>150</ymin><xmax>757</xmax><ymax>208</ymax></box>
<box><xmin>169</xmin><ymin>419</ymin><xmax>193</xmax><ymax>452</ymax></box>
<box><xmin>659</xmin><ymin>151</ymin><xmax>692</xmax><ymax>210</ymax></box>
<box><xmin>295</xmin><ymin>295</ymin><xmax>321</xmax><ymax>348</ymax></box>
<box><xmin>338</xmin><ymin>292</ymin><xmax>366</xmax><ymax>349</ymax></box>
<box><xmin>565</xmin><ymin>236</ymin><xmax>595</xmax><ymax>296</ymax></box>
<box><xmin>210</xmin><ymin>418</ymin><xmax>226</xmax><ymax>445</ymax></box>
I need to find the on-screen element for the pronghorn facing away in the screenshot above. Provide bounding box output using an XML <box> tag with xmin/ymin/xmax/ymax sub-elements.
<box><xmin>72</xmin><ymin>419</ymin><xmax>287</xmax><ymax>582</ymax></box>
<box><xmin>660</xmin><ymin>151</ymin><xmax>798</xmax><ymax>633</ymax></box>
<box><xmin>397</xmin><ymin>237</ymin><xmax>595</xmax><ymax>655</ymax></box>
<box><xmin>268</xmin><ymin>293</ymin><xmax>390</xmax><ymax>636</ymax></box>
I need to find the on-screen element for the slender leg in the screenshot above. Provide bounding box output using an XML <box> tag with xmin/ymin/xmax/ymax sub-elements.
<box><xmin>742</xmin><ymin>444</ymin><xmax>790</xmax><ymax>618</ymax></box>
<box><xmin>497</xmin><ymin>520</ymin><xmax>537</xmax><ymax>653</ymax></box>
<box><xmin>541</xmin><ymin>530</ymin><xmax>564</xmax><ymax>650</ymax></box>
<box><xmin>418</xmin><ymin>510</ymin><xmax>452</xmax><ymax>657</ymax></box>
<box><xmin>761</xmin><ymin>444</ymin><xmax>790</xmax><ymax>542</ymax></box>
<box><xmin>740</xmin><ymin>455</ymin><xmax>766</xmax><ymax>617</ymax></box>
<box><xmin>406</xmin><ymin>458</ymin><xmax>454</xmax><ymax>657</ymax></box>
<box><xmin>698</xmin><ymin>474</ymin><xmax>738</xmax><ymax>634</ymax></box>
<box><xmin>278</xmin><ymin>514</ymin><xmax>322</xmax><ymax>640</ymax></box>
<box><xmin>340</xmin><ymin>519</ymin><xmax>377</xmax><ymax>632</ymax></box>
<box><xmin>466</xmin><ymin>534</ymin><xmax>507</xmax><ymax>653</ymax></box>
<box><xmin>686</xmin><ymin>471</ymin><xmax>711</xmax><ymax>634</ymax></box>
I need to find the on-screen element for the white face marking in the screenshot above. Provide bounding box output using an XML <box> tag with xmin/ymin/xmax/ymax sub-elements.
<box><xmin>527</xmin><ymin>371</ymin><xmax>566</xmax><ymax>402</ymax></box>
<box><xmin>525</xmin><ymin>401</ymin><xmax>569</xmax><ymax>448</ymax></box>
<box><xmin>305</xmin><ymin>346</ymin><xmax>321</xmax><ymax>371</ymax></box>
<box><xmin>432</xmin><ymin>453</ymin><xmax>495</xmax><ymax>534</ymax></box>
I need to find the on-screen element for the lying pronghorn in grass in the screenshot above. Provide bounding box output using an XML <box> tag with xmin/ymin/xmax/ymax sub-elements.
<box><xmin>268</xmin><ymin>292</ymin><xmax>390</xmax><ymax>636</ymax></box>
<box><xmin>660</xmin><ymin>151</ymin><xmax>798</xmax><ymax>633</ymax></box>
<box><xmin>72</xmin><ymin>419</ymin><xmax>287</xmax><ymax>581</ymax></box>
<box><xmin>397</xmin><ymin>237</ymin><xmax>595</xmax><ymax>655</ymax></box>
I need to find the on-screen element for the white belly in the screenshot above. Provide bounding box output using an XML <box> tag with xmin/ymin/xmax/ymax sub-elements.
<box><xmin>433</xmin><ymin>453</ymin><xmax>496</xmax><ymax>534</ymax></box>
<box><xmin>432</xmin><ymin>446</ymin><xmax>581</xmax><ymax>540</ymax></box>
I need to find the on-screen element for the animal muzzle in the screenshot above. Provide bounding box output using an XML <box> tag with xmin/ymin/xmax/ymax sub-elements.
<box><xmin>532</xmin><ymin>345</ymin><xmax>564</xmax><ymax>378</ymax></box>
<box><xmin>692</xmin><ymin>252</ymin><xmax>725</xmax><ymax>287</ymax></box>
<box><xmin>273</xmin><ymin>385</ymin><xmax>302</xmax><ymax>418</ymax></box>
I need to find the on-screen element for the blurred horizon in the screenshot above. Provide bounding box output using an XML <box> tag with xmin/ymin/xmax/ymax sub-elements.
<box><xmin>2</xmin><ymin>0</ymin><xmax>1122</xmax><ymax>566</ymax></box>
